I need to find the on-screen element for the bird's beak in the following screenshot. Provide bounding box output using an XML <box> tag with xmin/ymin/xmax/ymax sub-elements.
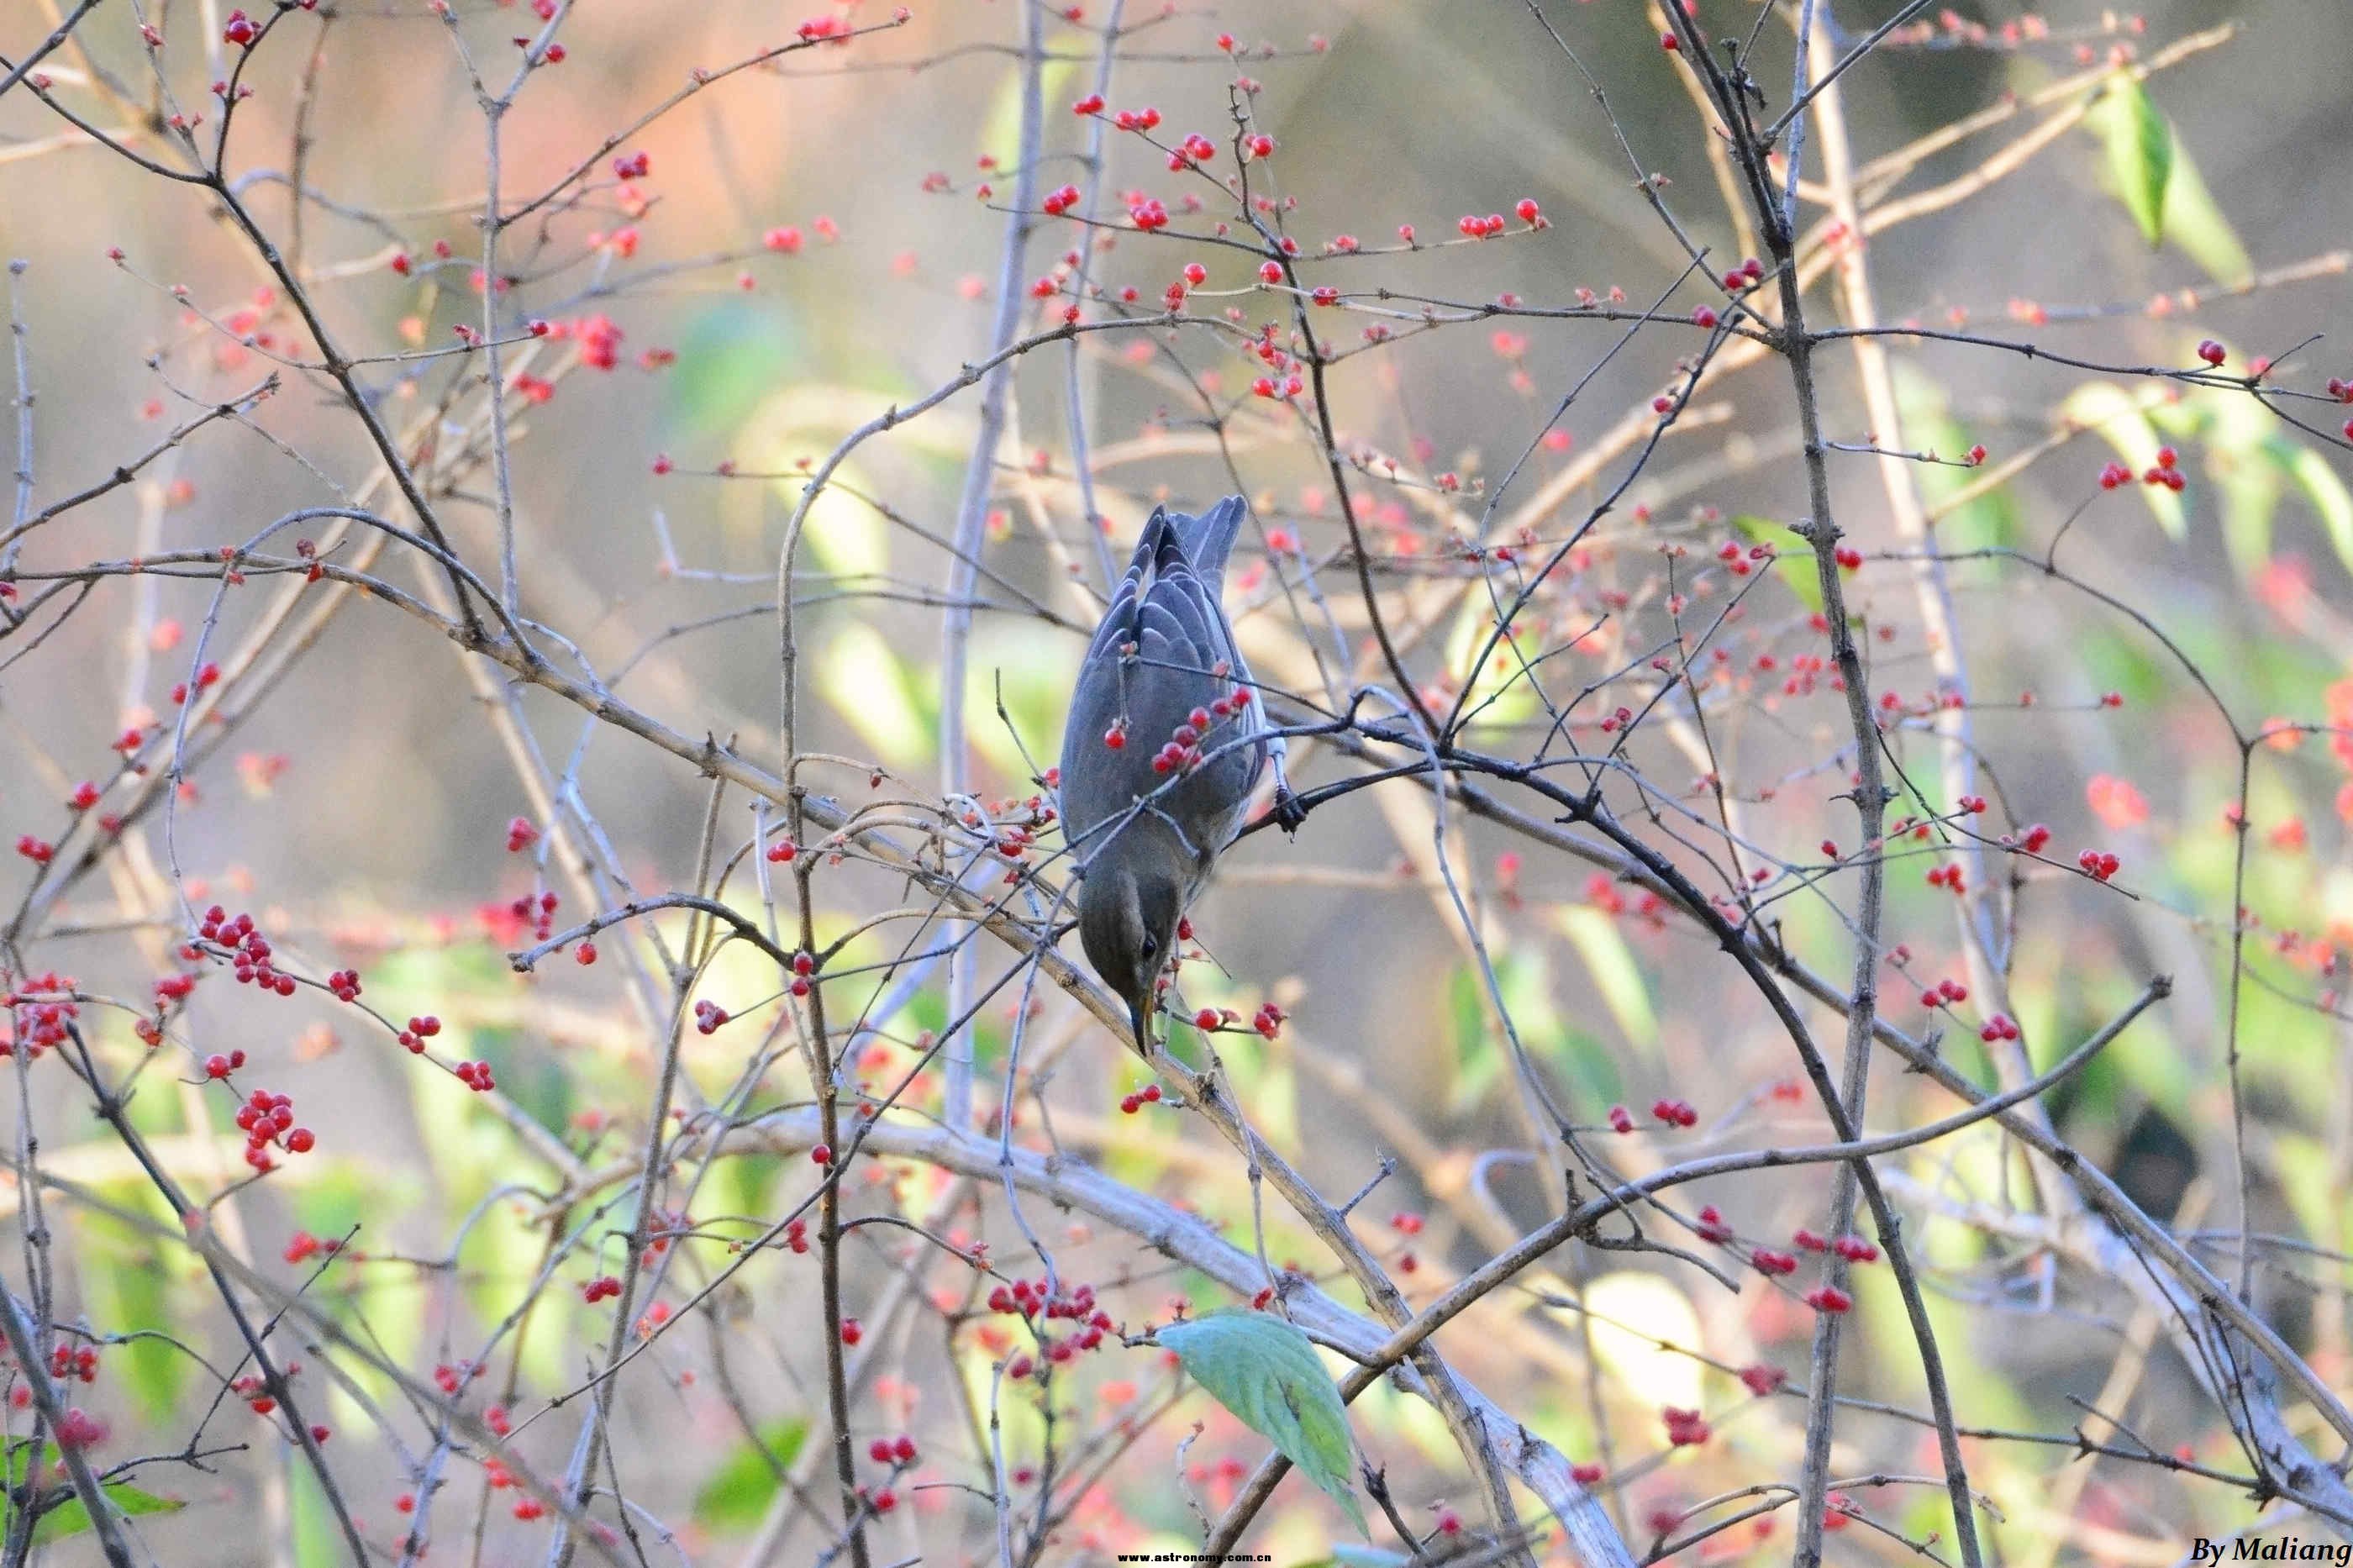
<box><xmin>1128</xmin><ymin>997</ymin><xmax>1153</xmax><ymax>1058</ymax></box>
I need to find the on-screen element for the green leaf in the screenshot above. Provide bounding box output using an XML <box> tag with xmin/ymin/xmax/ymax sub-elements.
<box><xmin>1446</xmin><ymin>961</ymin><xmax>1501</xmax><ymax>1110</ymax></box>
<box><xmin>1729</xmin><ymin>515</ymin><xmax>1824</xmax><ymax>614</ymax></box>
<box><xmin>2159</xmin><ymin>139</ymin><xmax>2252</xmax><ymax>286</ymax></box>
<box><xmin>1443</xmin><ymin>596</ymin><xmax>1541</xmax><ymax>734</ymax></box>
<box><xmin>693</xmin><ymin>1418</ymin><xmax>809</xmax><ymax>1534</ymax></box>
<box><xmin>29</xmin><ymin>1480</ymin><xmax>183</xmax><ymax>1546</ymax></box>
<box><xmin>819</xmin><ymin>622</ymin><xmax>934</xmax><ymax>768</ymax></box>
<box><xmin>1157</xmin><ymin>1310</ymin><xmax>1364</xmax><ymax>1531</ymax></box>
<box><xmin>79</xmin><ymin>1182</ymin><xmax>191</xmax><ymax>1423</ymax></box>
<box><xmin>979</xmin><ymin>47</ymin><xmax>1082</xmax><ymax>169</ymax></box>
<box><xmin>2089</xmin><ymin>76</ymin><xmax>2172</xmax><ymax>246</ymax></box>
<box><xmin>0</xmin><ymin>1444</ymin><xmax>183</xmax><ymax>1545</ymax></box>
<box><xmin>666</xmin><ymin>302</ymin><xmax>804</xmax><ymax>436</ymax></box>
<box><xmin>2284</xmin><ymin>445</ymin><xmax>2353</xmax><ymax>578</ymax></box>
<box><xmin>1554</xmin><ymin>905</ymin><xmax>1657</xmax><ymax>1049</ymax></box>
<box><xmin>1893</xmin><ymin>363</ymin><xmax>2019</xmax><ymax>551</ymax></box>
<box><xmin>2194</xmin><ymin>389</ymin><xmax>2276</xmax><ymax>579</ymax></box>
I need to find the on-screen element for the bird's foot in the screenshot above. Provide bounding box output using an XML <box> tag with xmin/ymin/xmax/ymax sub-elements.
<box><xmin>1271</xmin><ymin>782</ymin><xmax>1308</xmax><ymax>834</ymax></box>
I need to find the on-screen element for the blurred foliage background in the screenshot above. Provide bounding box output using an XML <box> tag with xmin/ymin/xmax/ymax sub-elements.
<box><xmin>3</xmin><ymin>0</ymin><xmax>2353</xmax><ymax>1563</ymax></box>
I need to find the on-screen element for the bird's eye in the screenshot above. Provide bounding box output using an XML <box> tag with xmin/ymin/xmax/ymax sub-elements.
<box><xmin>1140</xmin><ymin>934</ymin><xmax>1159</xmax><ymax>959</ymax></box>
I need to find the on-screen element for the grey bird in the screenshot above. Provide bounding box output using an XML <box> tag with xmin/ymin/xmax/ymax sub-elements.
<box><xmin>1057</xmin><ymin>497</ymin><xmax>1297</xmax><ymax>1053</ymax></box>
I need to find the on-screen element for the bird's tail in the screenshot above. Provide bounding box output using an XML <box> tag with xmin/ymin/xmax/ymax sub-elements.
<box><xmin>1168</xmin><ymin>495</ymin><xmax>1248</xmax><ymax>588</ymax></box>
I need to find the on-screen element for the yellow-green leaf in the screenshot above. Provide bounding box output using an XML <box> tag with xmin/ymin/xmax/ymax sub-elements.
<box><xmin>1553</xmin><ymin>906</ymin><xmax>1657</xmax><ymax>1048</ymax></box>
<box><xmin>1158</xmin><ymin>1310</ymin><xmax>1364</xmax><ymax>1531</ymax></box>
<box><xmin>1729</xmin><ymin>515</ymin><xmax>1824</xmax><ymax>615</ymax></box>
<box><xmin>693</xmin><ymin>1417</ymin><xmax>809</xmax><ymax>1534</ymax></box>
<box><xmin>2284</xmin><ymin>445</ymin><xmax>2353</xmax><ymax>577</ymax></box>
<box><xmin>819</xmin><ymin>622</ymin><xmax>934</xmax><ymax>768</ymax></box>
<box><xmin>2088</xmin><ymin>76</ymin><xmax>2171</xmax><ymax>246</ymax></box>
<box><xmin>2159</xmin><ymin>139</ymin><xmax>2252</xmax><ymax>286</ymax></box>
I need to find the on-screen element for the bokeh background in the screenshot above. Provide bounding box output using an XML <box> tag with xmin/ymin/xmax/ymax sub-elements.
<box><xmin>3</xmin><ymin>0</ymin><xmax>2353</xmax><ymax>1562</ymax></box>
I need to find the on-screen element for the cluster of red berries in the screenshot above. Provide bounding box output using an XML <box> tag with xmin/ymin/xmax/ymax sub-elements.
<box><xmin>790</xmin><ymin>949</ymin><xmax>817</xmax><ymax>997</ymax></box>
<box><xmin>397</xmin><ymin>1014</ymin><xmax>441</xmax><ymax>1053</ymax></box>
<box><xmin>505</xmin><ymin>816</ymin><xmax>540</xmax><ymax>853</ymax></box>
<box><xmin>8</xmin><ymin>976</ymin><xmax>80</xmax><ymax>1059</ymax></box>
<box><xmin>693</xmin><ymin>1000</ymin><xmax>730</xmax><ymax>1035</ymax></box>
<box><xmin>576</xmin><ymin>313</ymin><xmax>624</xmax><ymax>371</ymax></box>
<box><xmin>1662</xmin><ymin>1406</ymin><xmax>1712</xmax><ymax>1446</ymax></box>
<box><xmin>197</xmin><ymin>907</ymin><xmax>298</xmax><ymax>997</ymax></box>
<box><xmin>987</xmin><ymin>1282</ymin><xmax>1116</xmax><ymax>1375</ymax></box>
<box><xmin>1117</xmin><ymin>1082</ymin><xmax>1164</xmax><ymax>1115</ymax></box>
<box><xmin>987</xmin><ymin>1276</ymin><xmax>1105</xmax><ymax>1324</ymax></box>
<box><xmin>1651</xmin><ymin>1097</ymin><xmax>1699</xmax><ymax>1128</ymax></box>
<box><xmin>51</xmin><ymin>1407</ymin><xmax>107</xmax><ymax>1450</ymax></box>
<box><xmin>867</xmin><ymin>1434</ymin><xmax>919</xmax><ymax>1466</ymax></box>
<box><xmin>169</xmin><ymin>662</ymin><xmax>223</xmax><ymax>706</ymax></box>
<box><xmin>1919</xmin><ymin>976</ymin><xmax>1969</xmax><ymax>1009</ymax></box>
<box><xmin>231</xmin><ymin>1370</ymin><xmax>292</xmax><ymax>1416</ymax></box>
<box><xmin>1803</xmin><ymin>1284</ymin><xmax>1855</xmax><ymax>1313</ymax></box>
<box><xmin>433</xmin><ymin>1360</ymin><xmax>483</xmax><ymax>1396</ymax></box>
<box><xmin>1126</xmin><ymin>196</ymin><xmax>1170</xmax><ymax>232</ymax></box>
<box><xmin>1040</xmin><ymin>183</ymin><xmax>1083</xmax><ymax>217</ymax></box>
<box><xmin>454</xmin><ymin>1059</ymin><xmax>497</xmax><ymax>1092</ymax></box>
<box><xmin>1168</xmin><ymin>132</ymin><xmax>1219</xmax><ymax>171</ymax></box>
<box><xmin>231</xmin><ymin>1087</ymin><xmax>315</xmax><ymax>1171</ymax></box>
<box><xmin>1246</xmin><ymin>1000</ymin><xmax>1285</xmax><ymax>1039</ymax></box>
<box><xmin>2099</xmin><ymin>445</ymin><xmax>2187</xmax><ymax>492</ymax></box>
<box><xmin>766</xmin><ymin>838</ymin><xmax>800</xmax><ymax>863</ymax></box>
<box><xmin>1978</xmin><ymin>1013</ymin><xmax>2022</xmax><ymax>1043</ymax></box>
<box><xmin>1793</xmin><ymin>1229</ymin><xmax>1882</xmax><ymax>1263</ymax></box>
<box><xmin>49</xmin><ymin>1344</ymin><xmax>98</xmax><ymax>1384</ymax></box>
<box><xmin>326</xmin><ymin>967</ymin><xmax>365</xmax><ymax>1002</ymax></box>
<box><xmin>1455</xmin><ymin>213</ymin><xmax>1510</xmax><ymax>239</ymax></box>
<box><xmin>1740</xmin><ymin>1363</ymin><xmax>1787</xmax><ymax>1397</ymax></box>
<box><xmin>222</xmin><ymin>8</ymin><xmax>259</xmax><ymax>45</ymax></box>
<box><xmin>504</xmin><ymin>888</ymin><xmax>560</xmax><ymax>942</ymax></box>
<box><xmin>1716</xmin><ymin>539</ymin><xmax>1774</xmax><ymax>576</ymax></box>
<box><xmin>2078</xmin><ymin>848</ymin><xmax>2122</xmax><ymax>881</ymax></box>
<box><xmin>582</xmin><ymin>1275</ymin><xmax>623</xmax><ymax>1303</ymax></box>
<box><xmin>282</xmin><ymin>1231</ymin><xmax>340</xmax><ymax>1265</ymax></box>
<box><xmin>1147</xmin><ymin>703</ymin><xmax>1223</xmax><ymax>776</ymax></box>
<box><xmin>1924</xmin><ymin>863</ymin><xmax>1966</xmax><ymax>894</ymax></box>
<box><xmin>612</xmin><ymin>150</ymin><xmax>650</xmax><ymax>182</ymax></box>
<box><xmin>2008</xmin><ymin>822</ymin><xmax>2054</xmax><ymax>854</ymax></box>
<box><xmin>203</xmin><ymin>1050</ymin><xmax>249</xmax><ymax>1078</ymax></box>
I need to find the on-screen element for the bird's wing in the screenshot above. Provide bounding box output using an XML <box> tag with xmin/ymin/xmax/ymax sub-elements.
<box><xmin>1057</xmin><ymin>508</ymin><xmax>1267</xmax><ymax>866</ymax></box>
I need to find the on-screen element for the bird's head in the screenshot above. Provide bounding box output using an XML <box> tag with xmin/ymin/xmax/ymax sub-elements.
<box><xmin>1074</xmin><ymin>836</ymin><xmax>1183</xmax><ymax>1055</ymax></box>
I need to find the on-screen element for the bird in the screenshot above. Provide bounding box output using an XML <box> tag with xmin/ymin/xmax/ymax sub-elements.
<box><xmin>1057</xmin><ymin>497</ymin><xmax>1296</xmax><ymax>1054</ymax></box>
